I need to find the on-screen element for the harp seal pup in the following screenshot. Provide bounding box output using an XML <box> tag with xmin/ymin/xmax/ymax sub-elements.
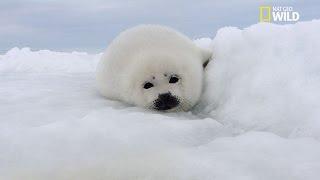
<box><xmin>96</xmin><ymin>25</ymin><xmax>212</xmax><ymax>111</ymax></box>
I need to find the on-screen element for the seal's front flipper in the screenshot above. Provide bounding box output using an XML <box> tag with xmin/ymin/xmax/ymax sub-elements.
<box><xmin>200</xmin><ymin>48</ymin><xmax>213</xmax><ymax>69</ymax></box>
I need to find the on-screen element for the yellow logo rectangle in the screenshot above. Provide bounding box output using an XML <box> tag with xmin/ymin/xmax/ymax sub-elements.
<box><xmin>259</xmin><ymin>6</ymin><xmax>271</xmax><ymax>22</ymax></box>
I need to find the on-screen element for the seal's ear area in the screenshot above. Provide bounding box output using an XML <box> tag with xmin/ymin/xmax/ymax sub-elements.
<box><xmin>200</xmin><ymin>48</ymin><xmax>213</xmax><ymax>69</ymax></box>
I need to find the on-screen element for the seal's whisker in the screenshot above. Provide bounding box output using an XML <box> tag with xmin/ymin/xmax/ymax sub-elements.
<box><xmin>180</xmin><ymin>98</ymin><xmax>192</xmax><ymax>111</ymax></box>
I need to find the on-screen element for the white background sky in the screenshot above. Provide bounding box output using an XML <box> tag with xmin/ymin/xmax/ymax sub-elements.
<box><xmin>0</xmin><ymin>0</ymin><xmax>319</xmax><ymax>53</ymax></box>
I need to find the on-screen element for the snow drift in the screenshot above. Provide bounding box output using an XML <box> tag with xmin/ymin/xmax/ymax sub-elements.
<box><xmin>199</xmin><ymin>20</ymin><xmax>320</xmax><ymax>139</ymax></box>
<box><xmin>1</xmin><ymin>20</ymin><xmax>320</xmax><ymax>180</ymax></box>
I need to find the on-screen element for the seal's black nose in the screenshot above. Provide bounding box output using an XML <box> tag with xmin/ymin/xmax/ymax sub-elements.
<box><xmin>154</xmin><ymin>92</ymin><xmax>179</xmax><ymax>111</ymax></box>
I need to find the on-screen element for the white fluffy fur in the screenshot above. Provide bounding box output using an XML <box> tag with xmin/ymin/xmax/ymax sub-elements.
<box><xmin>96</xmin><ymin>25</ymin><xmax>212</xmax><ymax>111</ymax></box>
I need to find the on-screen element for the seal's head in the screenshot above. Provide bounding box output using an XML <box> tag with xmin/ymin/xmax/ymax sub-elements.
<box><xmin>121</xmin><ymin>49</ymin><xmax>211</xmax><ymax>112</ymax></box>
<box><xmin>96</xmin><ymin>25</ymin><xmax>212</xmax><ymax>112</ymax></box>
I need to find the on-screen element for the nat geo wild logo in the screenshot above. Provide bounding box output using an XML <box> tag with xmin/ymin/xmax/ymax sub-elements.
<box><xmin>259</xmin><ymin>6</ymin><xmax>300</xmax><ymax>22</ymax></box>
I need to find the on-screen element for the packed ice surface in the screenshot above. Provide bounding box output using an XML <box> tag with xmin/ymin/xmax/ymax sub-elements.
<box><xmin>1</xmin><ymin>20</ymin><xmax>320</xmax><ymax>179</ymax></box>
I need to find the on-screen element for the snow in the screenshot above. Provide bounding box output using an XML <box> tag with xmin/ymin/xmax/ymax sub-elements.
<box><xmin>0</xmin><ymin>47</ymin><xmax>101</xmax><ymax>73</ymax></box>
<box><xmin>199</xmin><ymin>20</ymin><xmax>320</xmax><ymax>139</ymax></box>
<box><xmin>1</xmin><ymin>20</ymin><xmax>320</xmax><ymax>179</ymax></box>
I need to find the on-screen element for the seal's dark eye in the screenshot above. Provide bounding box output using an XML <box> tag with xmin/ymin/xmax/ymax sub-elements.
<box><xmin>143</xmin><ymin>82</ymin><xmax>154</xmax><ymax>89</ymax></box>
<box><xmin>169</xmin><ymin>76</ymin><xmax>179</xmax><ymax>83</ymax></box>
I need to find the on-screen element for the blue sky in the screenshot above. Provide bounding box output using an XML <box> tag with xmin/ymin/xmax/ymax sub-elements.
<box><xmin>0</xmin><ymin>0</ymin><xmax>319</xmax><ymax>53</ymax></box>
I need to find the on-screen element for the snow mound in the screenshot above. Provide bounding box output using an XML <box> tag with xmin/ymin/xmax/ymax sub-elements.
<box><xmin>1</xmin><ymin>20</ymin><xmax>320</xmax><ymax>179</ymax></box>
<box><xmin>199</xmin><ymin>20</ymin><xmax>320</xmax><ymax>139</ymax></box>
